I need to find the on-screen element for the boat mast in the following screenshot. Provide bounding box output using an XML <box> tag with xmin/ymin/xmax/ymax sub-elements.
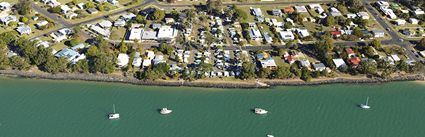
<box><xmin>113</xmin><ymin>104</ymin><xmax>116</xmax><ymax>113</ymax></box>
<box><xmin>365</xmin><ymin>97</ymin><xmax>369</xmax><ymax>106</ymax></box>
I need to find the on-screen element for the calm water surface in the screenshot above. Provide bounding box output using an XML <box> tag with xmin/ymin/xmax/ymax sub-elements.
<box><xmin>0</xmin><ymin>77</ymin><xmax>424</xmax><ymax>137</ymax></box>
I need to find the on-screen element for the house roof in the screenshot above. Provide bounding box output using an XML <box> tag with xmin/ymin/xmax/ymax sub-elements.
<box><xmin>283</xmin><ymin>7</ymin><xmax>295</xmax><ymax>13</ymax></box>
<box><xmin>16</xmin><ymin>26</ymin><xmax>31</xmax><ymax>34</ymax></box>
<box><xmin>333</xmin><ymin>58</ymin><xmax>346</xmax><ymax>67</ymax></box>
<box><xmin>348</xmin><ymin>57</ymin><xmax>361</xmax><ymax>65</ymax></box>
<box><xmin>117</xmin><ymin>53</ymin><xmax>129</xmax><ymax>67</ymax></box>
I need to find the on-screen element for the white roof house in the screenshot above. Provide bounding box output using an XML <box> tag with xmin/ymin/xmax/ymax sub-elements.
<box><xmin>0</xmin><ymin>2</ymin><xmax>11</xmax><ymax>10</ymax></box>
<box><xmin>142</xmin><ymin>59</ymin><xmax>152</xmax><ymax>67</ymax></box>
<box><xmin>142</xmin><ymin>30</ymin><xmax>157</xmax><ymax>40</ymax></box>
<box><xmin>372</xmin><ymin>30</ymin><xmax>385</xmax><ymax>38</ymax></box>
<box><xmin>121</xmin><ymin>13</ymin><xmax>136</xmax><ymax>21</ymax></box>
<box><xmin>157</xmin><ymin>26</ymin><xmax>178</xmax><ymax>40</ymax></box>
<box><xmin>117</xmin><ymin>53</ymin><xmax>130</xmax><ymax>67</ymax></box>
<box><xmin>0</xmin><ymin>15</ymin><xmax>17</xmax><ymax>25</ymax></box>
<box><xmin>146</xmin><ymin>50</ymin><xmax>155</xmax><ymax>60</ymax></box>
<box><xmin>394</xmin><ymin>19</ymin><xmax>406</xmax><ymax>26</ymax></box>
<box><xmin>333</xmin><ymin>58</ymin><xmax>346</xmax><ymax>68</ymax></box>
<box><xmin>114</xmin><ymin>19</ymin><xmax>126</xmax><ymax>27</ymax></box>
<box><xmin>376</xmin><ymin>1</ymin><xmax>390</xmax><ymax>8</ymax></box>
<box><xmin>90</xmin><ymin>25</ymin><xmax>111</xmax><ymax>37</ymax></box>
<box><xmin>294</xmin><ymin>5</ymin><xmax>308</xmax><ymax>13</ymax></box>
<box><xmin>42</xmin><ymin>0</ymin><xmax>61</xmax><ymax>7</ymax></box>
<box><xmin>411</xmin><ymin>8</ymin><xmax>425</xmax><ymax>16</ymax></box>
<box><xmin>132</xmin><ymin>57</ymin><xmax>142</xmax><ymax>67</ymax></box>
<box><xmin>312</xmin><ymin>63</ymin><xmax>326</xmax><ymax>71</ymax></box>
<box><xmin>329</xmin><ymin>7</ymin><xmax>342</xmax><ymax>16</ymax></box>
<box><xmin>409</xmin><ymin>18</ymin><xmax>419</xmax><ymax>24</ymax></box>
<box><xmin>16</xmin><ymin>25</ymin><xmax>32</xmax><ymax>35</ymax></box>
<box><xmin>249</xmin><ymin>28</ymin><xmax>263</xmax><ymax>40</ymax></box>
<box><xmin>77</xmin><ymin>3</ymin><xmax>86</xmax><ymax>9</ymax></box>
<box><xmin>391</xmin><ymin>54</ymin><xmax>400</xmax><ymax>62</ymax></box>
<box><xmin>36</xmin><ymin>20</ymin><xmax>49</xmax><ymax>28</ymax></box>
<box><xmin>60</xmin><ymin>5</ymin><xmax>71</xmax><ymax>14</ymax></box>
<box><xmin>71</xmin><ymin>43</ymin><xmax>85</xmax><ymax>50</ymax></box>
<box><xmin>296</xmin><ymin>28</ymin><xmax>310</xmax><ymax>38</ymax></box>
<box><xmin>128</xmin><ymin>28</ymin><xmax>143</xmax><ymax>41</ymax></box>
<box><xmin>381</xmin><ymin>8</ymin><xmax>397</xmax><ymax>19</ymax></box>
<box><xmin>357</xmin><ymin>12</ymin><xmax>370</xmax><ymax>20</ymax></box>
<box><xmin>279</xmin><ymin>30</ymin><xmax>295</xmax><ymax>40</ymax></box>
<box><xmin>346</xmin><ymin>13</ymin><xmax>357</xmax><ymax>19</ymax></box>
<box><xmin>259</xmin><ymin>58</ymin><xmax>277</xmax><ymax>69</ymax></box>
<box><xmin>55</xmin><ymin>48</ymin><xmax>80</xmax><ymax>61</ymax></box>
<box><xmin>308</xmin><ymin>4</ymin><xmax>324</xmax><ymax>14</ymax></box>
<box><xmin>71</xmin><ymin>54</ymin><xmax>86</xmax><ymax>64</ymax></box>
<box><xmin>98</xmin><ymin>20</ymin><xmax>112</xmax><ymax>28</ymax></box>
<box><xmin>65</xmin><ymin>12</ymin><xmax>78</xmax><ymax>19</ymax></box>
<box><xmin>251</xmin><ymin>8</ymin><xmax>263</xmax><ymax>16</ymax></box>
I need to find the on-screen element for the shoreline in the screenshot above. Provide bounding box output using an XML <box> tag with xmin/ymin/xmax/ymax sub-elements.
<box><xmin>0</xmin><ymin>70</ymin><xmax>424</xmax><ymax>89</ymax></box>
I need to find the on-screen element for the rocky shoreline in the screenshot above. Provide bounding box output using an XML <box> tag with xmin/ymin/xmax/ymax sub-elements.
<box><xmin>0</xmin><ymin>70</ymin><xmax>424</xmax><ymax>89</ymax></box>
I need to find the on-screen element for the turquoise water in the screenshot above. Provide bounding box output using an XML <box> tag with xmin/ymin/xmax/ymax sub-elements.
<box><xmin>0</xmin><ymin>77</ymin><xmax>424</xmax><ymax>137</ymax></box>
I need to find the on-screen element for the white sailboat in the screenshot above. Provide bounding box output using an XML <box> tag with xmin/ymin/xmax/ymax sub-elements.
<box><xmin>160</xmin><ymin>108</ymin><xmax>173</xmax><ymax>115</ymax></box>
<box><xmin>267</xmin><ymin>134</ymin><xmax>275</xmax><ymax>137</ymax></box>
<box><xmin>108</xmin><ymin>104</ymin><xmax>120</xmax><ymax>120</ymax></box>
<box><xmin>360</xmin><ymin>97</ymin><xmax>371</xmax><ymax>109</ymax></box>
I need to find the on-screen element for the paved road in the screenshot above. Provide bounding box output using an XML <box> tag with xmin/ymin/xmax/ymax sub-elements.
<box><xmin>32</xmin><ymin>3</ymin><xmax>71</xmax><ymax>27</ymax></box>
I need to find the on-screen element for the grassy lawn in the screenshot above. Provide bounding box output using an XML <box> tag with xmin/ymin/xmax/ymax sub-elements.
<box><xmin>110</xmin><ymin>27</ymin><xmax>127</xmax><ymax>40</ymax></box>
<box><xmin>51</xmin><ymin>42</ymin><xmax>68</xmax><ymax>51</ymax></box>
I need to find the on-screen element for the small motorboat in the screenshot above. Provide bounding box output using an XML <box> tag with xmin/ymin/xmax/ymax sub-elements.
<box><xmin>160</xmin><ymin>108</ymin><xmax>173</xmax><ymax>115</ymax></box>
<box><xmin>254</xmin><ymin>108</ymin><xmax>268</xmax><ymax>115</ymax></box>
<box><xmin>267</xmin><ymin>135</ymin><xmax>274</xmax><ymax>137</ymax></box>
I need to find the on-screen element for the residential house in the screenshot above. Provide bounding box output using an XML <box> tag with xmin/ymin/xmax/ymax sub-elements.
<box><xmin>251</xmin><ymin>8</ymin><xmax>263</xmax><ymax>17</ymax></box>
<box><xmin>372</xmin><ymin>30</ymin><xmax>385</xmax><ymax>37</ymax></box>
<box><xmin>153</xmin><ymin>55</ymin><xmax>166</xmax><ymax>65</ymax></box>
<box><xmin>381</xmin><ymin>8</ymin><xmax>397</xmax><ymax>19</ymax></box>
<box><xmin>411</xmin><ymin>8</ymin><xmax>425</xmax><ymax>16</ymax></box>
<box><xmin>50</xmin><ymin>28</ymin><xmax>72</xmax><ymax>42</ymax></box>
<box><xmin>90</xmin><ymin>25</ymin><xmax>111</xmax><ymax>37</ymax></box>
<box><xmin>390</xmin><ymin>54</ymin><xmax>400</xmax><ymax>62</ymax></box>
<box><xmin>42</xmin><ymin>0</ymin><xmax>60</xmax><ymax>7</ymax></box>
<box><xmin>376</xmin><ymin>1</ymin><xmax>390</xmax><ymax>9</ymax></box>
<box><xmin>16</xmin><ymin>25</ymin><xmax>32</xmax><ymax>35</ymax></box>
<box><xmin>141</xmin><ymin>30</ymin><xmax>157</xmax><ymax>40</ymax></box>
<box><xmin>271</xmin><ymin>9</ymin><xmax>283</xmax><ymax>16</ymax></box>
<box><xmin>409</xmin><ymin>18</ymin><xmax>419</xmax><ymax>24</ymax></box>
<box><xmin>394</xmin><ymin>19</ymin><xmax>406</xmax><ymax>26</ymax></box>
<box><xmin>330</xmin><ymin>30</ymin><xmax>342</xmax><ymax>38</ymax></box>
<box><xmin>128</xmin><ymin>28</ymin><xmax>143</xmax><ymax>41</ymax></box>
<box><xmin>120</xmin><ymin>13</ymin><xmax>136</xmax><ymax>21</ymax></box>
<box><xmin>308</xmin><ymin>4</ymin><xmax>324</xmax><ymax>14</ymax></box>
<box><xmin>114</xmin><ymin>19</ymin><xmax>126</xmax><ymax>27</ymax></box>
<box><xmin>299</xmin><ymin>59</ymin><xmax>311</xmax><ymax>68</ymax></box>
<box><xmin>329</xmin><ymin>7</ymin><xmax>342</xmax><ymax>16</ymax></box>
<box><xmin>294</xmin><ymin>5</ymin><xmax>308</xmax><ymax>13</ymax></box>
<box><xmin>60</xmin><ymin>5</ymin><xmax>71</xmax><ymax>14</ymax></box>
<box><xmin>258</xmin><ymin>56</ymin><xmax>277</xmax><ymax>70</ymax></box>
<box><xmin>283</xmin><ymin>7</ymin><xmax>295</xmax><ymax>14</ymax></box>
<box><xmin>165</xmin><ymin>18</ymin><xmax>175</xmax><ymax>24</ymax></box>
<box><xmin>157</xmin><ymin>26</ymin><xmax>178</xmax><ymax>41</ymax></box>
<box><xmin>249</xmin><ymin>28</ymin><xmax>263</xmax><ymax>41</ymax></box>
<box><xmin>312</xmin><ymin>63</ymin><xmax>326</xmax><ymax>71</ymax></box>
<box><xmin>346</xmin><ymin>13</ymin><xmax>357</xmax><ymax>19</ymax></box>
<box><xmin>107</xmin><ymin>0</ymin><xmax>119</xmax><ymax>5</ymax></box>
<box><xmin>346</xmin><ymin>48</ymin><xmax>356</xmax><ymax>58</ymax></box>
<box><xmin>333</xmin><ymin>58</ymin><xmax>346</xmax><ymax>68</ymax></box>
<box><xmin>87</xmin><ymin>8</ymin><xmax>98</xmax><ymax>14</ymax></box>
<box><xmin>348</xmin><ymin>57</ymin><xmax>361</xmax><ymax>66</ymax></box>
<box><xmin>263</xmin><ymin>33</ymin><xmax>273</xmax><ymax>43</ymax></box>
<box><xmin>36</xmin><ymin>20</ymin><xmax>49</xmax><ymax>29</ymax></box>
<box><xmin>296</xmin><ymin>28</ymin><xmax>310</xmax><ymax>38</ymax></box>
<box><xmin>55</xmin><ymin>48</ymin><xmax>79</xmax><ymax>61</ymax></box>
<box><xmin>117</xmin><ymin>53</ymin><xmax>129</xmax><ymax>67</ymax></box>
<box><xmin>98</xmin><ymin>20</ymin><xmax>112</xmax><ymax>28</ymax></box>
<box><xmin>0</xmin><ymin>2</ymin><xmax>11</xmax><ymax>10</ymax></box>
<box><xmin>77</xmin><ymin>3</ymin><xmax>86</xmax><ymax>9</ymax></box>
<box><xmin>279</xmin><ymin>30</ymin><xmax>295</xmax><ymax>40</ymax></box>
<box><xmin>71</xmin><ymin>43</ymin><xmax>85</xmax><ymax>50</ymax></box>
<box><xmin>357</xmin><ymin>12</ymin><xmax>370</xmax><ymax>20</ymax></box>
<box><xmin>0</xmin><ymin>15</ymin><xmax>17</xmax><ymax>25</ymax></box>
<box><xmin>65</xmin><ymin>12</ymin><xmax>78</xmax><ymax>19</ymax></box>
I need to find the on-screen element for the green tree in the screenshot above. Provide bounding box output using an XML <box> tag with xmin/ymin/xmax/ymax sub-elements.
<box><xmin>50</xmin><ymin>6</ymin><xmax>62</xmax><ymax>14</ymax></box>
<box><xmin>240</xmin><ymin>61</ymin><xmax>256</xmax><ymax>79</ymax></box>
<box><xmin>0</xmin><ymin>44</ymin><xmax>9</xmax><ymax>69</ymax></box>
<box><xmin>206</xmin><ymin>0</ymin><xmax>222</xmax><ymax>15</ymax></box>
<box><xmin>16</xmin><ymin>0</ymin><xmax>31</xmax><ymax>15</ymax></box>
<box><xmin>135</xmin><ymin>15</ymin><xmax>146</xmax><ymax>24</ymax></box>
<box><xmin>258</xmin><ymin>68</ymin><xmax>272</xmax><ymax>78</ymax></box>
<box><xmin>33</xmin><ymin>46</ymin><xmax>53</xmax><ymax>66</ymax></box>
<box><xmin>14</xmin><ymin>38</ymin><xmax>37</xmax><ymax>63</ymax></box>
<box><xmin>43</xmin><ymin>57</ymin><xmax>68</xmax><ymax>74</ymax></box>
<box><xmin>234</xmin><ymin>7</ymin><xmax>248</xmax><ymax>21</ymax></box>
<box><xmin>119</xmin><ymin>42</ymin><xmax>129</xmax><ymax>53</ymax></box>
<box><xmin>86</xmin><ymin>2</ymin><xmax>95</xmax><ymax>8</ymax></box>
<box><xmin>86</xmin><ymin>46</ymin><xmax>100</xmax><ymax>57</ymax></box>
<box><xmin>353</xmin><ymin>27</ymin><xmax>363</xmax><ymax>38</ymax></box>
<box><xmin>70</xmin><ymin>60</ymin><xmax>89</xmax><ymax>73</ymax></box>
<box><xmin>273</xmin><ymin>64</ymin><xmax>291</xmax><ymax>79</ymax></box>
<box><xmin>417</xmin><ymin>38</ymin><xmax>425</xmax><ymax>50</ymax></box>
<box><xmin>158</xmin><ymin>43</ymin><xmax>174</xmax><ymax>55</ymax></box>
<box><xmin>324</xmin><ymin>16</ymin><xmax>335</xmax><ymax>26</ymax></box>
<box><xmin>0</xmin><ymin>32</ymin><xmax>17</xmax><ymax>45</ymax></box>
<box><xmin>300</xmin><ymin>67</ymin><xmax>312</xmax><ymax>81</ymax></box>
<box><xmin>397</xmin><ymin>60</ymin><xmax>409</xmax><ymax>72</ymax></box>
<box><xmin>149</xmin><ymin>8</ymin><xmax>165</xmax><ymax>21</ymax></box>
<box><xmin>290</xmin><ymin>63</ymin><xmax>301</xmax><ymax>77</ymax></box>
<box><xmin>359</xmin><ymin>60</ymin><xmax>377</xmax><ymax>75</ymax></box>
<box><xmin>370</xmin><ymin>39</ymin><xmax>382</xmax><ymax>49</ymax></box>
<box><xmin>9</xmin><ymin>56</ymin><xmax>31</xmax><ymax>70</ymax></box>
<box><xmin>91</xmin><ymin>53</ymin><xmax>115</xmax><ymax>74</ymax></box>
